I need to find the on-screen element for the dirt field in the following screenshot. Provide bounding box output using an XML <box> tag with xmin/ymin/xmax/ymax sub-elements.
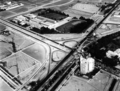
<box><xmin>57</xmin><ymin>71</ymin><xmax>111</xmax><ymax>91</ymax></box>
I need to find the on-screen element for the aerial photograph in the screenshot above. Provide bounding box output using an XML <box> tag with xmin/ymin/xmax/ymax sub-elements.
<box><xmin>0</xmin><ymin>0</ymin><xmax>120</xmax><ymax>91</ymax></box>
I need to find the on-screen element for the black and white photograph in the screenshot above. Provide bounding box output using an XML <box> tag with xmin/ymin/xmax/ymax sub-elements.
<box><xmin>0</xmin><ymin>0</ymin><xmax>120</xmax><ymax>91</ymax></box>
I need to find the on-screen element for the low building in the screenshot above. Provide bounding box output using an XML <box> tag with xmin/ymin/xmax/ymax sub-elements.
<box><xmin>112</xmin><ymin>11</ymin><xmax>120</xmax><ymax>18</ymax></box>
<box><xmin>29</xmin><ymin>20</ymin><xmax>42</xmax><ymax>29</ymax></box>
<box><xmin>14</xmin><ymin>15</ymin><xmax>27</xmax><ymax>22</ymax></box>
<box><xmin>24</xmin><ymin>14</ymin><xmax>37</xmax><ymax>19</ymax></box>
<box><xmin>0</xmin><ymin>1</ymin><xmax>23</xmax><ymax>11</ymax></box>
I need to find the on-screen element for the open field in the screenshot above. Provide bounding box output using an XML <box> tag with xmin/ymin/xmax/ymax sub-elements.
<box><xmin>0</xmin><ymin>0</ymin><xmax>54</xmax><ymax>19</ymax></box>
<box><xmin>33</xmin><ymin>9</ymin><xmax>68</xmax><ymax>21</ymax></box>
<box><xmin>104</xmin><ymin>14</ymin><xmax>120</xmax><ymax>24</ymax></box>
<box><xmin>0</xmin><ymin>24</ymin><xmax>35</xmax><ymax>60</ymax></box>
<box><xmin>0</xmin><ymin>77</ymin><xmax>14</xmax><ymax>91</ymax></box>
<box><xmin>101</xmin><ymin>0</ymin><xmax>116</xmax><ymax>3</ymax></box>
<box><xmin>64</xmin><ymin>8</ymin><xmax>92</xmax><ymax>18</ymax></box>
<box><xmin>0</xmin><ymin>23</ymin><xmax>70</xmax><ymax>88</ymax></box>
<box><xmin>72</xmin><ymin>3</ymin><xmax>99</xmax><ymax>14</ymax></box>
<box><xmin>79</xmin><ymin>0</ymin><xmax>116</xmax><ymax>3</ymax></box>
<box><xmin>109</xmin><ymin>17</ymin><xmax>120</xmax><ymax>23</ymax></box>
<box><xmin>46</xmin><ymin>0</ymin><xmax>72</xmax><ymax>6</ymax></box>
<box><xmin>0</xmin><ymin>45</ymin><xmax>12</xmax><ymax>60</ymax></box>
<box><xmin>23</xmin><ymin>43</ymin><xmax>47</xmax><ymax>63</ymax></box>
<box><xmin>2</xmin><ymin>52</ymin><xmax>41</xmax><ymax>83</ymax></box>
<box><xmin>0</xmin><ymin>11</ymin><xmax>15</xmax><ymax>18</ymax></box>
<box><xmin>57</xmin><ymin>71</ymin><xmax>112</xmax><ymax>91</ymax></box>
<box><xmin>57</xmin><ymin>76</ymin><xmax>97</xmax><ymax>91</ymax></box>
<box><xmin>10</xmin><ymin>6</ymin><xmax>28</xmax><ymax>13</ymax></box>
<box><xmin>94</xmin><ymin>23</ymin><xmax>120</xmax><ymax>37</ymax></box>
<box><xmin>19</xmin><ymin>0</ymin><xmax>51</xmax><ymax>6</ymax></box>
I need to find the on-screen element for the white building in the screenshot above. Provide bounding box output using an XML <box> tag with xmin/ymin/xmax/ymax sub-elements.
<box><xmin>29</xmin><ymin>20</ymin><xmax>42</xmax><ymax>29</ymax></box>
<box><xmin>1</xmin><ymin>2</ymin><xmax>24</xmax><ymax>10</ymax></box>
<box><xmin>80</xmin><ymin>56</ymin><xmax>95</xmax><ymax>74</ymax></box>
<box><xmin>113</xmin><ymin>12</ymin><xmax>120</xmax><ymax>18</ymax></box>
<box><xmin>24</xmin><ymin>14</ymin><xmax>37</xmax><ymax>19</ymax></box>
<box><xmin>14</xmin><ymin>15</ymin><xmax>27</xmax><ymax>22</ymax></box>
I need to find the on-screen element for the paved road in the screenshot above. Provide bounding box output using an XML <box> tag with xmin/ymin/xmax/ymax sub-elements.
<box><xmin>46</xmin><ymin>0</ymin><xmax>74</xmax><ymax>7</ymax></box>
<box><xmin>0</xmin><ymin>19</ymin><xmax>71</xmax><ymax>52</ymax></box>
<box><xmin>1</xmin><ymin>0</ymin><xmax>120</xmax><ymax>91</ymax></box>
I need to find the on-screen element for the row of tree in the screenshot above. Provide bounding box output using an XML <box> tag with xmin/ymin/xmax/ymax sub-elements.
<box><xmin>38</xmin><ymin>8</ymin><xmax>69</xmax><ymax>17</ymax></box>
<box><xmin>84</xmin><ymin>31</ymin><xmax>120</xmax><ymax>67</ymax></box>
<box><xmin>70</xmin><ymin>17</ymin><xmax>94</xmax><ymax>33</ymax></box>
<box><xmin>100</xmin><ymin>3</ymin><xmax>115</xmax><ymax>15</ymax></box>
<box><xmin>31</xmin><ymin>27</ymin><xmax>59</xmax><ymax>34</ymax></box>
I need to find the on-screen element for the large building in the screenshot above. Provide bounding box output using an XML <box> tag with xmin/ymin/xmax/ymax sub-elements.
<box><xmin>80</xmin><ymin>56</ymin><xmax>95</xmax><ymax>74</ymax></box>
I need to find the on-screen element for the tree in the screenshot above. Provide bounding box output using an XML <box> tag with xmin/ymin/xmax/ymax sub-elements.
<box><xmin>0</xmin><ymin>30</ymin><xmax>17</xmax><ymax>52</ymax></box>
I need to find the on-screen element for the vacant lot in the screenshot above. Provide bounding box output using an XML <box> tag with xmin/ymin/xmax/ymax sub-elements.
<box><xmin>64</xmin><ymin>8</ymin><xmax>92</xmax><ymax>18</ymax></box>
<box><xmin>0</xmin><ymin>11</ymin><xmax>15</xmax><ymax>18</ymax></box>
<box><xmin>23</xmin><ymin>43</ymin><xmax>47</xmax><ymax>63</ymax></box>
<box><xmin>79</xmin><ymin>0</ymin><xmax>116</xmax><ymax>3</ymax></box>
<box><xmin>72</xmin><ymin>3</ymin><xmax>99</xmax><ymax>14</ymax></box>
<box><xmin>2</xmin><ymin>52</ymin><xmax>40</xmax><ymax>83</ymax></box>
<box><xmin>10</xmin><ymin>6</ymin><xmax>28</xmax><ymax>13</ymax></box>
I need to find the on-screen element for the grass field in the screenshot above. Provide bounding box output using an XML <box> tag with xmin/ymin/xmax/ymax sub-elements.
<box><xmin>0</xmin><ymin>24</ymin><xmax>35</xmax><ymax>60</ymax></box>
<box><xmin>57</xmin><ymin>76</ymin><xmax>97</xmax><ymax>91</ymax></box>
<box><xmin>19</xmin><ymin>0</ymin><xmax>50</xmax><ymax>5</ymax></box>
<box><xmin>0</xmin><ymin>46</ymin><xmax>12</xmax><ymax>60</ymax></box>
<box><xmin>32</xmin><ymin>9</ymin><xmax>68</xmax><ymax>21</ymax></box>
<box><xmin>23</xmin><ymin>43</ymin><xmax>47</xmax><ymax>63</ymax></box>
<box><xmin>46</xmin><ymin>0</ymin><xmax>72</xmax><ymax>6</ymax></box>
<box><xmin>2</xmin><ymin>52</ymin><xmax>40</xmax><ymax>83</ymax></box>
<box><xmin>72</xmin><ymin>3</ymin><xmax>99</xmax><ymax>14</ymax></box>
<box><xmin>109</xmin><ymin>17</ymin><xmax>120</xmax><ymax>23</ymax></box>
<box><xmin>51</xmin><ymin>0</ymin><xmax>78</xmax><ymax>11</ymax></box>
<box><xmin>0</xmin><ymin>11</ymin><xmax>15</xmax><ymax>18</ymax></box>
<box><xmin>10</xmin><ymin>6</ymin><xmax>28</xmax><ymax>13</ymax></box>
<box><xmin>57</xmin><ymin>71</ymin><xmax>111</xmax><ymax>91</ymax></box>
<box><xmin>65</xmin><ymin>8</ymin><xmax>92</xmax><ymax>18</ymax></box>
<box><xmin>101</xmin><ymin>0</ymin><xmax>116</xmax><ymax>3</ymax></box>
<box><xmin>79</xmin><ymin>0</ymin><xmax>116</xmax><ymax>3</ymax></box>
